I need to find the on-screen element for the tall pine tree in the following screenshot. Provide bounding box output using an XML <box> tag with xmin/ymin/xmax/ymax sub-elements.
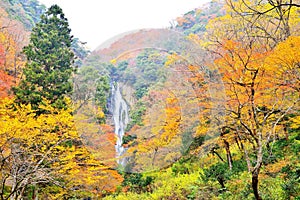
<box><xmin>13</xmin><ymin>5</ymin><xmax>75</xmax><ymax>111</ymax></box>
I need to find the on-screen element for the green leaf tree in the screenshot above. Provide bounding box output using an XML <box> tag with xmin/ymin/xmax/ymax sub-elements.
<box><xmin>13</xmin><ymin>4</ymin><xmax>75</xmax><ymax>111</ymax></box>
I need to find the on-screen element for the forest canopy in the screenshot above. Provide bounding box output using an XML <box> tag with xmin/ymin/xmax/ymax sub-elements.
<box><xmin>0</xmin><ymin>0</ymin><xmax>299</xmax><ymax>199</ymax></box>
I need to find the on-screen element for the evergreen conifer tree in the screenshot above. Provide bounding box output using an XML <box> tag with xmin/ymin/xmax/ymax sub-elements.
<box><xmin>13</xmin><ymin>5</ymin><xmax>75</xmax><ymax>111</ymax></box>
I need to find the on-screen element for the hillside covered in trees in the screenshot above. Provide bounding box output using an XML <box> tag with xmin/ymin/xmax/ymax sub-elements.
<box><xmin>0</xmin><ymin>0</ymin><xmax>299</xmax><ymax>199</ymax></box>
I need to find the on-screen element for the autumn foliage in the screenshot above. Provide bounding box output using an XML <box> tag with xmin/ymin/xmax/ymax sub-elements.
<box><xmin>1</xmin><ymin>0</ymin><xmax>300</xmax><ymax>199</ymax></box>
<box><xmin>0</xmin><ymin>7</ymin><xmax>28</xmax><ymax>98</ymax></box>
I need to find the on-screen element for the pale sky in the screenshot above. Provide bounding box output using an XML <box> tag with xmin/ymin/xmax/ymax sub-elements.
<box><xmin>39</xmin><ymin>0</ymin><xmax>210</xmax><ymax>50</ymax></box>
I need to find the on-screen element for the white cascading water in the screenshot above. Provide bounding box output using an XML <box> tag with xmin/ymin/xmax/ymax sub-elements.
<box><xmin>111</xmin><ymin>83</ymin><xmax>129</xmax><ymax>166</ymax></box>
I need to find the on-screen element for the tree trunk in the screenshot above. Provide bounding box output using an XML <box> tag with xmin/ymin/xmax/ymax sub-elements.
<box><xmin>223</xmin><ymin>139</ymin><xmax>233</xmax><ymax>170</ymax></box>
<box><xmin>252</xmin><ymin>132</ymin><xmax>263</xmax><ymax>200</ymax></box>
<box><xmin>252</xmin><ymin>170</ymin><xmax>262</xmax><ymax>200</ymax></box>
<box><xmin>10</xmin><ymin>184</ymin><xmax>16</xmax><ymax>200</ymax></box>
<box><xmin>33</xmin><ymin>184</ymin><xmax>39</xmax><ymax>200</ymax></box>
<box><xmin>217</xmin><ymin>176</ymin><xmax>226</xmax><ymax>191</ymax></box>
<box><xmin>151</xmin><ymin>148</ymin><xmax>158</xmax><ymax>167</ymax></box>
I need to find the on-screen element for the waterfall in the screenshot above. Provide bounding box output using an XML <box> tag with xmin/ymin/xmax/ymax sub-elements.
<box><xmin>111</xmin><ymin>83</ymin><xmax>129</xmax><ymax>166</ymax></box>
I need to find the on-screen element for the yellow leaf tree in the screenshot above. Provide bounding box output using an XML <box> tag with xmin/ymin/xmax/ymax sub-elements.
<box><xmin>0</xmin><ymin>98</ymin><xmax>110</xmax><ymax>199</ymax></box>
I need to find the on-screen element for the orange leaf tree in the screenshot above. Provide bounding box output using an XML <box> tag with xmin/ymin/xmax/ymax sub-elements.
<box><xmin>201</xmin><ymin>1</ymin><xmax>300</xmax><ymax>199</ymax></box>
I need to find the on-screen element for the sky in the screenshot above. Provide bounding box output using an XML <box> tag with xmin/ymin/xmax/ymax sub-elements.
<box><xmin>38</xmin><ymin>0</ymin><xmax>210</xmax><ymax>51</ymax></box>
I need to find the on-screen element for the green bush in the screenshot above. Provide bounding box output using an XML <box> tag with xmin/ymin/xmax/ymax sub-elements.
<box><xmin>122</xmin><ymin>173</ymin><xmax>154</xmax><ymax>193</ymax></box>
